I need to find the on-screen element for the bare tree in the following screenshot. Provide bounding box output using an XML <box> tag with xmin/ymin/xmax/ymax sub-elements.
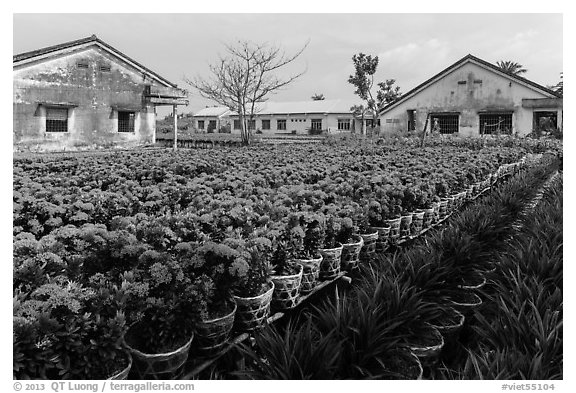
<box><xmin>186</xmin><ymin>40</ymin><xmax>308</xmax><ymax>145</ymax></box>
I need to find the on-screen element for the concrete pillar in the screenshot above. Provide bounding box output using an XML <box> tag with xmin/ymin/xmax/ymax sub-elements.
<box><xmin>173</xmin><ymin>105</ymin><xmax>178</xmax><ymax>151</ymax></box>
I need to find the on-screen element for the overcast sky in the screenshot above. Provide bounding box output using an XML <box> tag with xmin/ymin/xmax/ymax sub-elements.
<box><xmin>13</xmin><ymin>13</ymin><xmax>563</xmax><ymax>115</ymax></box>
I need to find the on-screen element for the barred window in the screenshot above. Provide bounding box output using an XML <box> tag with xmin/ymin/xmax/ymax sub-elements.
<box><xmin>233</xmin><ymin>120</ymin><xmax>241</xmax><ymax>130</ymax></box>
<box><xmin>262</xmin><ymin>119</ymin><xmax>271</xmax><ymax>130</ymax></box>
<box><xmin>338</xmin><ymin>119</ymin><xmax>351</xmax><ymax>130</ymax></box>
<box><xmin>118</xmin><ymin>111</ymin><xmax>135</xmax><ymax>133</ymax></box>
<box><xmin>311</xmin><ymin>119</ymin><xmax>322</xmax><ymax>131</ymax></box>
<box><xmin>277</xmin><ymin>119</ymin><xmax>287</xmax><ymax>130</ymax></box>
<box><xmin>248</xmin><ymin>119</ymin><xmax>256</xmax><ymax>130</ymax></box>
<box><xmin>46</xmin><ymin>107</ymin><xmax>68</xmax><ymax>133</ymax></box>
<box><xmin>431</xmin><ymin>113</ymin><xmax>459</xmax><ymax>134</ymax></box>
<box><xmin>479</xmin><ymin>113</ymin><xmax>512</xmax><ymax>135</ymax></box>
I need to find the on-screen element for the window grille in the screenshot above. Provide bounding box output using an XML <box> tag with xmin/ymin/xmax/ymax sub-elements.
<box><xmin>431</xmin><ymin>113</ymin><xmax>459</xmax><ymax>134</ymax></box>
<box><xmin>262</xmin><ymin>119</ymin><xmax>271</xmax><ymax>130</ymax></box>
<box><xmin>247</xmin><ymin>120</ymin><xmax>256</xmax><ymax>130</ymax></box>
<box><xmin>46</xmin><ymin>107</ymin><xmax>68</xmax><ymax>133</ymax></box>
<box><xmin>118</xmin><ymin>111</ymin><xmax>135</xmax><ymax>133</ymax></box>
<box><xmin>311</xmin><ymin>119</ymin><xmax>322</xmax><ymax>131</ymax></box>
<box><xmin>479</xmin><ymin>113</ymin><xmax>512</xmax><ymax>135</ymax></box>
<box><xmin>337</xmin><ymin>119</ymin><xmax>351</xmax><ymax>130</ymax></box>
<box><xmin>233</xmin><ymin>120</ymin><xmax>241</xmax><ymax>130</ymax></box>
<box><xmin>277</xmin><ymin>119</ymin><xmax>287</xmax><ymax>130</ymax></box>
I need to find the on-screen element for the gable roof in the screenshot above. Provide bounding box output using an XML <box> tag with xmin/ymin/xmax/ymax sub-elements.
<box><xmin>379</xmin><ymin>54</ymin><xmax>562</xmax><ymax>115</ymax></box>
<box><xmin>193</xmin><ymin>106</ymin><xmax>232</xmax><ymax>117</ymax></box>
<box><xmin>13</xmin><ymin>34</ymin><xmax>177</xmax><ymax>88</ymax></box>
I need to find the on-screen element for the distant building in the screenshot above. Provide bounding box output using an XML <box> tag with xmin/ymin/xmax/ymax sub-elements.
<box><xmin>13</xmin><ymin>35</ymin><xmax>188</xmax><ymax>152</ymax></box>
<box><xmin>224</xmin><ymin>99</ymin><xmax>366</xmax><ymax>135</ymax></box>
<box><xmin>379</xmin><ymin>54</ymin><xmax>562</xmax><ymax>137</ymax></box>
<box><xmin>192</xmin><ymin>106</ymin><xmax>233</xmax><ymax>133</ymax></box>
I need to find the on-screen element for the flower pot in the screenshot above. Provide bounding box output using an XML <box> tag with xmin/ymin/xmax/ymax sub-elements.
<box><xmin>270</xmin><ymin>264</ymin><xmax>303</xmax><ymax>310</ymax></box>
<box><xmin>107</xmin><ymin>351</ymin><xmax>132</xmax><ymax>380</ymax></box>
<box><xmin>422</xmin><ymin>208</ymin><xmax>435</xmax><ymax>228</ymax></box>
<box><xmin>369</xmin><ymin>225</ymin><xmax>390</xmax><ymax>252</ymax></box>
<box><xmin>341</xmin><ymin>235</ymin><xmax>364</xmax><ymax>271</ymax></box>
<box><xmin>381</xmin><ymin>349</ymin><xmax>424</xmax><ymax>380</ymax></box>
<box><xmin>457</xmin><ymin>274</ymin><xmax>487</xmax><ymax>291</ymax></box>
<box><xmin>466</xmin><ymin>185</ymin><xmax>474</xmax><ymax>200</ymax></box>
<box><xmin>447</xmin><ymin>292</ymin><xmax>483</xmax><ymax>315</ymax></box>
<box><xmin>438</xmin><ymin>199</ymin><xmax>449</xmax><ymax>219</ymax></box>
<box><xmin>359</xmin><ymin>231</ymin><xmax>378</xmax><ymax>261</ymax></box>
<box><xmin>400</xmin><ymin>214</ymin><xmax>413</xmax><ymax>238</ymax></box>
<box><xmin>407</xmin><ymin>325</ymin><xmax>444</xmax><ymax>366</ymax></box>
<box><xmin>385</xmin><ymin>217</ymin><xmax>402</xmax><ymax>241</ymax></box>
<box><xmin>411</xmin><ymin>211</ymin><xmax>425</xmax><ymax>235</ymax></box>
<box><xmin>428</xmin><ymin>307</ymin><xmax>465</xmax><ymax>344</ymax></box>
<box><xmin>195</xmin><ymin>303</ymin><xmax>237</xmax><ymax>357</ymax></box>
<box><xmin>295</xmin><ymin>255</ymin><xmax>323</xmax><ymax>293</ymax></box>
<box><xmin>319</xmin><ymin>244</ymin><xmax>343</xmax><ymax>280</ymax></box>
<box><xmin>233</xmin><ymin>282</ymin><xmax>275</xmax><ymax>332</ymax></box>
<box><xmin>125</xmin><ymin>328</ymin><xmax>194</xmax><ymax>379</ymax></box>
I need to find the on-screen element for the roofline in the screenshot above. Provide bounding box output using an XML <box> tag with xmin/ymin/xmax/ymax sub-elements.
<box><xmin>13</xmin><ymin>35</ymin><xmax>177</xmax><ymax>88</ymax></box>
<box><xmin>379</xmin><ymin>54</ymin><xmax>561</xmax><ymax>115</ymax></box>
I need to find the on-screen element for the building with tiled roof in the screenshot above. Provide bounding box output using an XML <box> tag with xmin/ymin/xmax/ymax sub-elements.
<box><xmin>13</xmin><ymin>35</ymin><xmax>188</xmax><ymax>152</ymax></box>
<box><xmin>379</xmin><ymin>54</ymin><xmax>562</xmax><ymax>136</ymax></box>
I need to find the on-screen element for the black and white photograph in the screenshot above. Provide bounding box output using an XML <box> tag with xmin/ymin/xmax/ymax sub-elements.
<box><xmin>8</xmin><ymin>4</ymin><xmax>567</xmax><ymax>391</ymax></box>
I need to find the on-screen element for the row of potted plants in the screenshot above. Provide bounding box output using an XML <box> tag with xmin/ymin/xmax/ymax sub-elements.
<box><xmin>225</xmin><ymin>154</ymin><xmax>559</xmax><ymax>380</ymax></box>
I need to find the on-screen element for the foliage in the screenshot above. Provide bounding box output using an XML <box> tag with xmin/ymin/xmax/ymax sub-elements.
<box><xmin>496</xmin><ymin>60</ymin><xmax>527</xmax><ymax>75</ymax></box>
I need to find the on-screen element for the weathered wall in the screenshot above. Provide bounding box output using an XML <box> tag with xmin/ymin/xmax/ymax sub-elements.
<box><xmin>13</xmin><ymin>46</ymin><xmax>159</xmax><ymax>152</ymax></box>
<box><xmin>379</xmin><ymin>62</ymin><xmax>554</xmax><ymax>137</ymax></box>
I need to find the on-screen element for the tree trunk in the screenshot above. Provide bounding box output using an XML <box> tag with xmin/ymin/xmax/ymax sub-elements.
<box><xmin>420</xmin><ymin>113</ymin><xmax>430</xmax><ymax>148</ymax></box>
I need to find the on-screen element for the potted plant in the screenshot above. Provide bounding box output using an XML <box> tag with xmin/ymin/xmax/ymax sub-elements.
<box><xmin>294</xmin><ymin>214</ymin><xmax>324</xmax><ymax>293</ymax></box>
<box><xmin>336</xmin><ymin>217</ymin><xmax>363</xmax><ymax>272</ymax></box>
<box><xmin>318</xmin><ymin>215</ymin><xmax>343</xmax><ymax>280</ymax></box>
<box><xmin>355</xmin><ymin>203</ymin><xmax>378</xmax><ymax>262</ymax></box>
<box><xmin>186</xmin><ymin>241</ymin><xmax>248</xmax><ymax>356</ymax></box>
<box><xmin>270</xmin><ymin>214</ymin><xmax>304</xmax><ymax>310</ymax></box>
<box><xmin>367</xmin><ymin>200</ymin><xmax>391</xmax><ymax>253</ymax></box>
<box><xmin>383</xmin><ymin>202</ymin><xmax>403</xmax><ymax>242</ymax></box>
<box><xmin>122</xmin><ymin>250</ymin><xmax>199</xmax><ymax>377</ymax></box>
<box><xmin>231</xmin><ymin>237</ymin><xmax>275</xmax><ymax>332</ymax></box>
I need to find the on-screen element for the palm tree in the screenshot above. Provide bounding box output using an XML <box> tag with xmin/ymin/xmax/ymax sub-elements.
<box><xmin>496</xmin><ymin>60</ymin><xmax>527</xmax><ymax>75</ymax></box>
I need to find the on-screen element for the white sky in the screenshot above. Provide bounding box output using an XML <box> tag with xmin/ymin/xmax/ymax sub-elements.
<box><xmin>12</xmin><ymin>12</ymin><xmax>563</xmax><ymax>117</ymax></box>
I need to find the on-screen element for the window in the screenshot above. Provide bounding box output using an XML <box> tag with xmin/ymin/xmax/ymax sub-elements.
<box><xmin>77</xmin><ymin>61</ymin><xmax>89</xmax><ymax>69</ymax></box>
<box><xmin>99</xmin><ymin>65</ymin><xmax>111</xmax><ymax>72</ymax></box>
<box><xmin>208</xmin><ymin>120</ymin><xmax>217</xmax><ymax>132</ymax></box>
<box><xmin>262</xmin><ymin>119</ymin><xmax>271</xmax><ymax>130</ymax></box>
<box><xmin>277</xmin><ymin>119</ymin><xmax>287</xmax><ymax>130</ymax></box>
<box><xmin>198</xmin><ymin>120</ymin><xmax>205</xmax><ymax>129</ymax></box>
<box><xmin>407</xmin><ymin>110</ymin><xmax>416</xmax><ymax>131</ymax></box>
<box><xmin>233</xmin><ymin>120</ymin><xmax>241</xmax><ymax>130</ymax></box>
<box><xmin>479</xmin><ymin>113</ymin><xmax>512</xmax><ymax>135</ymax></box>
<box><xmin>311</xmin><ymin>119</ymin><xmax>322</xmax><ymax>131</ymax></box>
<box><xmin>118</xmin><ymin>111</ymin><xmax>135</xmax><ymax>133</ymax></box>
<box><xmin>337</xmin><ymin>119</ymin><xmax>351</xmax><ymax>130</ymax></box>
<box><xmin>46</xmin><ymin>107</ymin><xmax>68</xmax><ymax>133</ymax></box>
<box><xmin>431</xmin><ymin>113</ymin><xmax>459</xmax><ymax>134</ymax></box>
<box><xmin>248</xmin><ymin>119</ymin><xmax>256</xmax><ymax>130</ymax></box>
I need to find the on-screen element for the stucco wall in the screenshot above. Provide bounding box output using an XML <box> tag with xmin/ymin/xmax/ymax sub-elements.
<box><xmin>13</xmin><ymin>46</ymin><xmax>159</xmax><ymax>152</ymax></box>
<box><xmin>379</xmin><ymin>62</ymin><xmax>554</xmax><ymax>137</ymax></box>
<box><xmin>227</xmin><ymin>113</ymin><xmax>359</xmax><ymax>135</ymax></box>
